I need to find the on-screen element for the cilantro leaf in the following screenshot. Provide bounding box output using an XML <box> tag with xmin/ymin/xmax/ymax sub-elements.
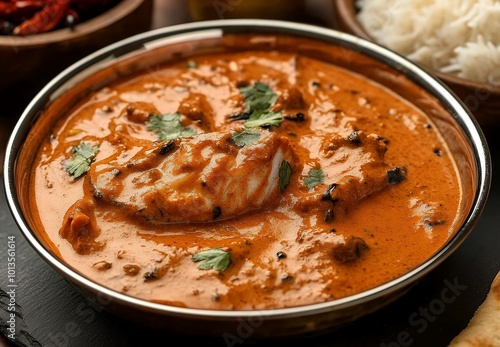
<box><xmin>147</xmin><ymin>113</ymin><xmax>196</xmax><ymax>141</ymax></box>
<box><xmin>186</xmin><ymin>60</ymin><xmax>198</xmax><ymax>69</ymax></box>
<box><xmin>65</xmin><ymin>142</ymin><xmax>99</xmax><ymax>178</ymax></box>
<box><xmin>230</xmin><ymin>128</ymin><xmax>262</xmax><ymax>147</ymax></box>
<box><xmin>239</xmin><ymin>82</ymin><xmax>278</xmax><ymax>113</ymax></box>
<box><xmin>238</xmin><ymin>82</ymin><xmax>282</xmax><ymax>128</ymax></box>
<box><xmin>279</xmin><ymin>161</ymin><xmax>293</xmax><ymax>193</ymax></box>
<box><xmin>244</xmin><ymin>111</ymin><xmax>282</xmax><ymax>128</ymax></box>
<box><xmin>192</xmin><ymin>248</ymin><xmax>231</xmax><ymax>271</ymax></box>
<box><xmin>304</xmin><ymin>168</ymin><xmax>325</xmax><ymax>190</ymax></box>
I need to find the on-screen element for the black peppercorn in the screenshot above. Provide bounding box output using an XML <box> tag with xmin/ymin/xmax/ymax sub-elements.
<box><xmin>159</xmin><ymin>140</ymin><xmax>175</xmax><ymax>155</ymax></box>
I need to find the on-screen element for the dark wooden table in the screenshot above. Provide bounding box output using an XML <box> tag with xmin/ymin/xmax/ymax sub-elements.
<box><xmin>1</xmin><ymin>1</ymin><xmax>499</xmax><ymax>346</ymax></box>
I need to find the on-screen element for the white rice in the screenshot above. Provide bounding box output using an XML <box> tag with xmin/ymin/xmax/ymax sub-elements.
<box><xmin>356</xmin><ymin>0</ymin><xmax>500</xmax><ymax>86</ymax></box>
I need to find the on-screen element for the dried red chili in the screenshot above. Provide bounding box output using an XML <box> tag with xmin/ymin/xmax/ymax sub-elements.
<box><xmin>0</xmin><ymin>0</ymin><xmax>119</xmax><ymax>36</ymax></box>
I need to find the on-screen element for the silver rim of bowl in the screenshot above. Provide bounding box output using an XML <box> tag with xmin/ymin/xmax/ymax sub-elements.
<box><xmin>3</xmin><ymin>19</ymin><xmax>492</xmax><ymax>319</ymax></box>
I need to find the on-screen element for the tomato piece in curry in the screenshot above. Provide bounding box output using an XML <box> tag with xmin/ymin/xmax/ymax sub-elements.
<box><xmin>30</xmin><ymin>50</ymin><xmax>461</xmax><ymax>310</ymax></box>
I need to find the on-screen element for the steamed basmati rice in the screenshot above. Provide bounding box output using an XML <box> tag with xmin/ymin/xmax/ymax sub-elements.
<box><xmin>356</xmin><ymin>0</ymin><xmax>500</xmax><ymax>86</ymax></box>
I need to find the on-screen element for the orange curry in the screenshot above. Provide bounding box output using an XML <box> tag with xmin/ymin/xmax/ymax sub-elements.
<box><xmin>29</xmin><ymin>49</ymin><xmax>462</xmax><ymax>310</ymax></box>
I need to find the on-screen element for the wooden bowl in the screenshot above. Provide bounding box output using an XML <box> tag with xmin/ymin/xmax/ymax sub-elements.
<box><xmin>0</xmin><ymin>0</ymin><xmax>153</xmax><ymax>93</ymax></box>
<box><xmin>332</xmin><ymin>0</ymin><xmax>500</xmax><ymax>128</ymax></box>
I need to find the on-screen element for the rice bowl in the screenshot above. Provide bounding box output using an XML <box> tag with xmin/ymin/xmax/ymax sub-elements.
<box><xmin>356</xmin><ymin>0</ymin><xmax>500</xmax><ymax>86</ymax></box>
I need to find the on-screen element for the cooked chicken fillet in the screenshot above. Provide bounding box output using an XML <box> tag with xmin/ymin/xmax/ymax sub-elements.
<box><xmin>88</xmin><ymin>130</ymin><xmax>294</xmax><ymax>224</ymax></box>
<box><xmin>299</xmin><ymin>131</ymin><xmax>406</xmax><ymax>216</ymax></box>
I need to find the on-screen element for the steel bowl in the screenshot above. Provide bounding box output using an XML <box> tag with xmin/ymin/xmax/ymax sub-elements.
<box><xmin>3</xmin><ymin>19</ymin><xmax>491</xmax><ymax>339</ymax></box>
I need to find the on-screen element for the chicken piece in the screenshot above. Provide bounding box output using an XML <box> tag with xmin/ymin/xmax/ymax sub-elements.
<box><xmin>409</xmin><ymin>198</ymin><xmax>447</xmax><ymax>236</ymax></box>
<box><xmin>59</xmin><ymin>199</ymin><xmax>103</xmax><ymax>255</ymax></box>
<box><xmin>274</xmin><ymin>86</ymin><xmax>305</xmax><ymax>111</ymax></box>
<box><xmin>88</xmin><ymin>130</ymin><xmax>294</xmax><ymax>224</ymax></box>
<box><xmin>320</xmin><ymin>131</ymin><xmax>406</xmax><ymax>206</ymax></box>
<box><xmin>125</xmin><ymin>102</ymin><xmax>160</xmax><ymax>124</ymax></box>
<box><xmin>177</xmin><ymin>93</ymin><xmax>216</xmax><ymax>132</ymax></box>
<box><xmin>331</xmin><ymin>236</ymin><xmax>369</xmax><ymax>263</ymax></box>
<box><xmin>298</xmin><ymin>131</ymin><xmax>406</xmax><ymax>221</ymax></box>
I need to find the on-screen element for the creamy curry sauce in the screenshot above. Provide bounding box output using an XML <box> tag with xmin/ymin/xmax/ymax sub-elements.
<box><xmin>30</xmin><ymin>50</ymin><xmax>462</xmax><ymax>310</ymax></box>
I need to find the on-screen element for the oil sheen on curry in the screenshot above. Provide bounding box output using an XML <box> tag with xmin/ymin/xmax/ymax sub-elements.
<box><xmin>30</xmin><ymin>50</ymin><xmax>462</xmax><ymax>310</ymax></box>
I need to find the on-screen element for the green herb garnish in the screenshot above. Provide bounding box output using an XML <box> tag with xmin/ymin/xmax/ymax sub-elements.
<box><xmin>147</xmin><ymin>113</ymin><xmax>196</xmax><ymax>141</ymax></box>
<box><xmin>279</xmin><ymin>160</ymin><xmax>293</xmax><ymax>193</ymax></box>
<box><xmin>240</xmin><ymin>82</ymin><xmax>278</xmax><ymax>113</ymax></box>
<box><xmin>244</xmin><ymin>111</ymin><xmax>283</xmax><ymax>128</ymax></box>
<box><xmin>238</xmin><ymin>82</ymin><xmax>282</xmax><ymax>128</ymax></box>
<box><xmin>186</xmin><ymin>60</ymin><xmax>198</xmax><ymax>69</ymax></box>
<box><xmin>65</xmin><ymin>142</ymin><xmax>99</xmax><ymax>178</ymax></box>
<box><xmin>304</xmin><ymin>168</ymin><xmax>325</xmax><ymax>190</ymax></box>
<box><xmin>192</xmin><ymin>248</ymin><xmax>231</xmax><ymax>271</ymax></box>
<box><xmin>230</xmin><ymin>128</ymin><xmax>262</xmax><ymax>147</ymax></box>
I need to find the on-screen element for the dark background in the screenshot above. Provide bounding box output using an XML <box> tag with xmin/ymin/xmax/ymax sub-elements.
<box><xmin>1</xmin><ymin>1</ymin><xmax>499</xmax><ymax>346</ymax></box>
